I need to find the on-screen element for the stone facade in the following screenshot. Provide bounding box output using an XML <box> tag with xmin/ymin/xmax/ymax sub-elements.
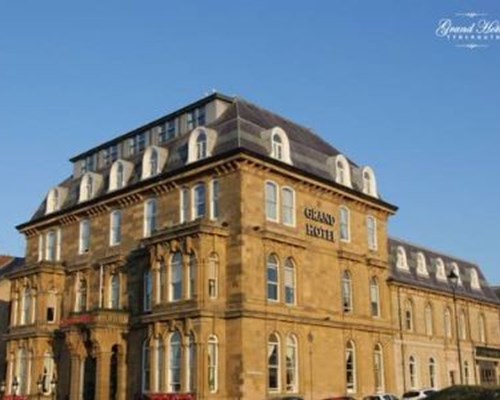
<box><xmin>4</xmin><ymin>93</ymin><xmax>500</xmax><ymax>400</ymax></box>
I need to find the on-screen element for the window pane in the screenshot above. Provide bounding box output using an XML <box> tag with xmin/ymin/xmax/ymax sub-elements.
<box><xmin>266</xmin><ymin>183</ymin><xmax>278</xmax><ymax>221</ymax></box>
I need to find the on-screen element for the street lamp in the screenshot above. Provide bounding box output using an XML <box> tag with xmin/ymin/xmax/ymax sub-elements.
<box><xmin>448</xmin><ymin>269</ymin><xmax>464</xmax><ymax>385</ymax></box>
<box><xmin>37</xmin><ymin>375</ymin><xmax>43</xmax><ymax>399</ymax></box>
<box><xmin>0</xmin><ymin>380</ymin><xmax>6</xmax><ymax>399</ymax></box>
<box><xmin>12</xmin><ymin>376</ymin><xmax>19</xmax><ymax>399</ymax></box>
<box><xmin>50</xmin><ymin>374</ymin><xmax>57</xmax><ymax>400</ymax></box>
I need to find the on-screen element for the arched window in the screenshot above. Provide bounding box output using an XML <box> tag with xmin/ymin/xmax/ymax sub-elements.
<box><xmin>193</xmin><ymin>183</ymin><xmax>206</xmax><ymax>219</ymax></box>
<box><xmin>79</xmin><ymin>219</ymin><xmax>91</xmax><ymax>254</ymax></box>
<box><xmin>451</xmin><ymin>263</ymin><xmax>462</xmax><ymax>285</ymax></box>
<box><xmin>187</xmin><ymin>333</ymin><xmax>197</xmax><ymax>393</ymax></box>
<box><xmin>208</xmin><ymin>253</ymin><xmax>219</xmax><ymax>299</ymax></box>
<box><xmin>409</xmin><ymin>356</ymin><xmax>418</xmax><ymax>389</ymax></box>
<box><xmin>429</xmin><ymin>358</ymin><xmax>437</xmax><ymax>388</ymax></box>
<box><xmin>109</xmin><ymin>273</ymin><xmax>120</xmax><ymax>309</ymax></box>
<box><xmin>367</xmin><ymin>216</ymin><xmax>377</xmax><ymax>250</ymax></box>
<box><xmin>17</xmin><ymin>347</ymin><xmax>30</xmax><ymax>395</ymax></box>
<box><xmin>170</xmin><ymin>252</ymin><xmax>183</xmax><ymax>301</ymax></box>
<box><xmin>272</xmin><ymin>134</ymin><xmax>283</xmax><ymax>160</ymax></box>
<box><xmin>210</xmin><ymin>180</ymin><xmax>220</xmax><ymax>220</ymax></box>
<box><xmin>85</xmin><ymin>175</ymin><xmax>93</xmax><ymax>199</ymax></box>
<box><xmin>370</xmin><ymin>277</ymin><xmax>380</xmax><ymax>317</ymax></box>
<box><xmin>189</xmin><ymin>253</ymin><xmax>196</xmax><ymax>299</ymax></box>
<box><xmin>41</xmin><ymin>352</ymin><xmax>55</xmax><ymax>394</ymax></box>
<box><xmin>425</xmin><ymin>304</ymin><xmax>434</xmax><ymax>336</ymax></box>
<box><xmin>342</xmin><ymin>270</ymin><xmax>353</xmax><ymax>314</ymax></box>
<box><xmin>144</xmin><ymin>199</ymin><xmax>158</xmax><ymax>237</ymax></box>
<box><xmin>142</xmin><ymin>340</ymin><xmax>150</xmax><ymax>393</ymax></box>
<box><xmin>417</xmin><ymin>252</ymin><xmax>428</xmax><ymax>276</ymax></box>
<box><xmin>169</xmin><ymin>332</ymin><xmax>182</xmax><ymax>393</ymax></box>
<box><xmin>208</xmin><ymin>335</ymin><xmax>218</xmax><ymax>393</ymax></box>
<box><xmin>404</xmin><ymin>300</ymin><xmax>414</xmax><ymax>331</ymax></box>
<box><xmin>46</xmin><ymin>187</ymin><xmax>64</xmax><ymax>214</ymax></box>
<box><xmin>335</xmin><ymin>155</ymin><xmax>351</xmax><ymax>187</ymax></box>
<box><xmin>76</xmin><ymin>277</ymin><xmax>87</xmax><ymax>312</ymax></box>
<box><xmin>435</xmin><ymin>258</ymin><xmax>446</xmax><ymax>280</ymax></box>
<box><xmin>286</xmin><ymin>334</ymin><xmax>298</xmax><ymax>392</ymax></box>
<box><xmin>459</xmin><ymin>310</ymin><xmax>467</xmax><ymax>340</ymax></box>
<box><xmin>265</xmin><ymin>181</ymin><xmax>279</xmax><ymax>222</ymax></box>
<box><xmin>396</xmin><ymin>246</ymin><xmax>408</xmax><ymax>270</ymax></box>
<box><xmin>149</xmin><ymin>149</ymin><xmax>158</xmax><ymax>177</ymax></box>
<box><xmin>374</xmin><ymin>344</ymin><xmax>384</xmax><ymax>393</ymax></box>
<box><xmin>157</xmin><ymin>339</ymin><xmax>165</xmax><ymax>392</ymax></box>
<box><xmin>116</xmin><ymin>162</ymin><xmax>124</xmax><ymax>189</ymax></box>
<box><xmin>110</xmin><ymin>210</ymin><xmax>122</xmax><ymax>246</ymax></box>
<box><xmin>339</xmin><ymin>206</ymin><xmax>350</xmax><ymax>242</ymax></box>
<box><xmin>362</xmin><ymin>166</ymin><xmax>378</xmax><ymax>197</ymax></box>
<box><xmin>196</xmin><ymin>131</ymin><xmax>207</xmax><ymax>160</ymax></box>
<box><xmin>284</xmin><ymin>258</ymin><xmax>296</xmax><ymax>305</ymax></box>
<box><xmin>346</xmin><ymin>340</ymin><xmax>356</xmax><ymax>393</ymax></box>
<box><xmin>267</xmin><ymin>254</ymin><xmax>279</xmax><ymax>302</ymax></box>
<box><xmin>143</xmin><ymin>270</ymin><xmax>152</xmax><ymax>311</ymax></box>
<box><xmin>268</xmin><ymin>333</ymin><xmax>280</xmax><ymax>392</ymax></box>
<box><xmin>470</xmin><ymin>268</ymin><xmax>481</xmax><ymax>290</ymax></box>
<box><xmin>444</xmin><ymin>307</ymin><xmax>453</xmax><ymax>338</ymax></box>
<box><xmin>180</xmin><ymin>187</ymin><xmax>190</xmax><ymax>223</ymax></box>
<box><xmin>21</xmin><ymin>286</ymin><xmax>32</xmax><ymax>325</ymax></box>
<box><xmin>281</xmin><ymin>187</ymin><xmax>295</xmax><ymax>226</ymax></box>
<box><xmin>479</xmin><ymin>314</ymin><xmax>487</xmax><ymax>343</ymax></box>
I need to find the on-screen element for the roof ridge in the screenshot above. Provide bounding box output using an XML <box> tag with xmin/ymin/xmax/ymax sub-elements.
<box><xmin>389</xmin><ymin>236</ymin><xmax>479</xmax><ymax>267</ymax></box>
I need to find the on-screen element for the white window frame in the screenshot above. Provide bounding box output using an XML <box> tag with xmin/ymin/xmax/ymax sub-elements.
<box><xmin>285</xmin><ymin>334</ymin><xmax>298</xmax><ymax>393</ymax></box>
<box><xmin>79</xmin><ymin>219</ymin><xmax>91</xmax><ymax>254</ymax></box>
<box><xmin>265</xmin><ymin>181</ymin><xmax>279</xmax><ymax>222</ymax></box>
<box><xmin>168</xmin><ymin>331</ymin><xmax>182</xmax><ymax>393</ymax></box>
<box><xmin>180</xmin><ymin>187</ymin><xmax>190</xmax><ymax>223</ymax></box>
<box><xmin>367</xmin><ymin>216</ymin><xmax>377</xmax><ymax>250</ymax></box>
<box><xmin>268</xmin><ymin>333</ymin><xmax>281</xmax><ymax>392</ymax></box>
<box><xmin>144</xmin><ymin>199</ymin><xmax>158</xmax><ymax>238</ymax></box>
<box><xmin>210</xmin><ymin>179</ymin><xmax>220</xmax><ymax>220</ymax></box>
<box><xmin>192</xmin><ymin>183</ymin><xmax>206</xmax><ymax>219</ymax></box>
<box><xmin>208</xmin><ymin>335</ymin><xmax>218</xmax><ymax>393</ymax></box>
<box><xmin>346</xmin><ymin>340</ymin><xmax>357</xmax><ymax>393</ymax></box>
<box><xmin>284</xmin><ymin>258</ymin><xmax>296</xmax><ymax>305</ymax></box>
<box><xmin>370</xmin><ymin>277</ymin><xmax>380</xmax><ymax>317</ymax></box>
<box><xmin>281</xmin><ymin>187</ymin><xmax>296</xmax><ymax>227</ymax></box>
<box><xmin>110</xmin><ymin>210</ymin><xmax>122</xmax><ymax>246</ymax></box>
<box><xmin>267</xmin><ymin>254</ymin><xmax>279</xmax><ymax>302</ymax></box>
<box><xmin>339</xmin><ymin>206</ymin><xmax>351</xmax><ymax>242</ymax></box>
<box><xmin>170</xmin><ymin>252</ymin><xmax>183</xmax><ymax>302</ymax></box>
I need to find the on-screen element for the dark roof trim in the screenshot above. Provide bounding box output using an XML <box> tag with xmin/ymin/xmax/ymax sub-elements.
<box><xmin>69</xmin><ymin>93</ymin><xmax>235</xmax><ymax>162</ymax></box>
<box><xmin>17</xmin><ymin>147</ymin><xmax>397</xmax><ymax>231</ymax></box>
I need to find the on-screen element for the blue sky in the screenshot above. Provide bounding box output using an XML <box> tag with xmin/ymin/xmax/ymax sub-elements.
<box><xmin>1</xmin><ymin>1</ymin><xmax>499</xmax><ymax>283</ymax></box>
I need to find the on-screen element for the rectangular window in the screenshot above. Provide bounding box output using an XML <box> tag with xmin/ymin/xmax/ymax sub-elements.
<box><xmin>144</xmin><ymin>271</ymin><xmax>152</xmax><ymax>311</ymax></box>
<box><xmin>144</xmin><ymin>199</ymin><xmax>157</xmax><ymax>237</ymax></box>
<box><xmin>46</xmin><ymin>307</ymin><xmax>55</xmax><ymax>323</ymax></box>
<box><xmin>79</xmin><ymin>220</ymin><xmax>91</xmax><ymax>254</ymax></box>
<box><xmin>193</xmin><ymin>184</ymin><xmax>206</xmax><ymax>219</ymax></box>
<box><xmin>210</xmin><ymin>180</ymin><xmax>220</xmax><ymax>220</ymax></box>
<box><xmin>367</xmin><ymin>216</ymin><xmax>378</xmax><ymax>250</ymax></box>
<box><xmin>38</xmin><ymin>235</ymin><xmax>44</xmax><ymax>261</ymax></box>
<box><xmin>208</xmin><ymin>256</ymin><xmax>218</xmax><ymax>299</ymax></box>
<box><xmin>187</xmin><ymin>110</ymin><xmax>196</xmax><ymax>130</ymax></box>
<box><xmin>129</xmin><ymin>132</ymin><xmax>146</xmax><ymax>155</ymax></box>
<box><xmin>180</xmin><ymin>188</ymin><xmax>190</xmax><ymax>223</ymax></box>
<box><xmin>110</xmin><ymin>211</ymin><xmax>122</xmax><ymax>246</ymax></box>
<box><xmin>46</xmin><ymin>231</ymin><xmax>57</xmax><ymax>261</ymax></box>
<box><xmin>265</xmin><ymin>182</ymin><xmax>278</xmax><ymax>222</ymax></box>
<box><xmin>197</xmin><ymin>106</ymin><xmax>206</xmax><ymax>126</ymax></box>
<box><xmin>340</xmin><ymin>207</ymin><xmax>350</xmax><ymax>242</ymax></box>
<box><xmin>282</xmin><ymin>187</ymin><xmax>295</xmax><ymax>226</ymax></box>
<box><xmin>103</xmin><ymin>145</ymin><xmax>118</xmax><ymax>166</ymax></box>
<box><xmin>81</xmin><ymin>155</ymin><xmax>95</xmax><ymax>174</ymax></box>
<box><xmin>167</xmin><ymin>120</ymin><xmax>176</xmax><ymax>139</ymax></box>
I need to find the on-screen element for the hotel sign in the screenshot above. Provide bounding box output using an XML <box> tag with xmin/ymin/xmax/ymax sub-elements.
<box><xmin>304</xmin><ymin>207</ymin><xmax>335</xmax><ymax>242</ymax></box>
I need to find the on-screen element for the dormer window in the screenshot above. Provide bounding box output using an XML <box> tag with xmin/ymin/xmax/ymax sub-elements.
<box><xmin>362</xmin><ymin>166</ymin><xmax>378</xmax><ymax>197</ymax></box>
<box><xmin>109</xmin><ymin>160</ymin><xmax>133</xmax><ymax>191</ymax></box>
<box><xmin>470</xmin><ymin>268</ymin><xmax>481</xmax><ymax>290</ymax></box>
<box><xmin>187</xmin><ymin>128</ymin><xmax>217</xmax><ymax>163</ymax></box>
<box><xmin>86</xmin><ymin>175</ymin><xmax>93</xmax><ymax>197</ymax></box>
<box><xmin>396</xmin><ymin>246</ymin><xmax>409</xmax><ymax>270</ymax></box>
<box><xmin>266</xmin><ymin>127</ymin><xmax>292</xmax><ymax>164</ymax></box>
<box><xmin>272</xmin><ymin>134</ymin><xmax>283</xmax><ymax>160</ymax></box>
<box><xmin>117</xmin><ymin>163</ymin><xmax>124</xmax><ymax>189</ymax></box>
<box><xmin>45</xmin><ymin>187</ymin><xmax>68</xmax><ymax>214</ymax></box>
<box><xmin>450</xmin><ymin>262</ymin><xmax>462</xmax><ymax>285</ymax></box>
<box><xmin>196</xmin><ymin>131</ymin><xmax>207</xmax><ymax>160</ymax></box>
<box><xmin>79</xmin><ymin>172</ymin><xmax>102</xmax><ymax>202</ymax></box>
<box><xmin>435</xmin><ymin>258</ymin><xmax>446</xmax><ymax>281</ymax></box>
<box><xmin>335</xmin><ymin>155</ymin><xmax>351</xmax><ymax>187</ymax></box>
<box><xmin>141</xmin><ymin>146</ymin><xmax>167</xmax><ymax>180</ymax></box>
<box><xmin>416</xmin><ymin>252</ymin><xmax>428</xmax><ymax>276</ymax></box>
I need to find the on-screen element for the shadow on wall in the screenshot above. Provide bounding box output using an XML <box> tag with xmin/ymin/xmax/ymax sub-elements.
<box><xmin>0</xmin><ymin>299</ymin><xmax>10</xmax><ymax>381</ymax></box>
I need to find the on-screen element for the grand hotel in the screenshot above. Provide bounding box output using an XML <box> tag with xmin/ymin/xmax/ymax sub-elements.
<box><xmin>4</xmin><ymin>93</ymin><xmax>500</xmax><ymax>399</ymax></box>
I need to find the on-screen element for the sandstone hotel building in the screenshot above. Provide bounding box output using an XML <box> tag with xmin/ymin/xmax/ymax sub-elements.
<box><xmin>4</xmin><ymin>93</ymin><xmax>500</xmax><ymax>400</ymax></box>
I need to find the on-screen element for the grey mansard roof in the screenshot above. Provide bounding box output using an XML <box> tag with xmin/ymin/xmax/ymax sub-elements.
<box><xmin>22</xmin><ymin>94</ymin><xmax>396</xmax><ymax>227</ymax></box>
<box><xmin>388</xmin><ymin>237</ymin><xmax>499</xmax><ymax>305</ymax></box>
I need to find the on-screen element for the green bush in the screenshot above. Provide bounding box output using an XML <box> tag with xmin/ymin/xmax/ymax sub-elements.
<box><xmin>426</xmin><ymin>385</ymin><xmax>500</xmax><ymax>400</ymax></box>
